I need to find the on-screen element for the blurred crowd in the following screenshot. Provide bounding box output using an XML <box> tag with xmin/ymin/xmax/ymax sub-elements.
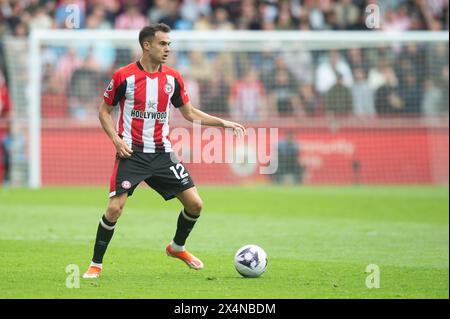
<box><xmin>191</xmin><ymin>44</ymin><xmax>449</xmax><ymax>120</ymax></box>
<box><xmin>33</xmin><ymin>43</ymin><xmax>449</xmax><ymax>121</ymax></box>
<box><xmin>0</xmin><ymin>0</ymin><xmax>449</xmax><ymax>120</ymax></box>
<box><xmin>0</xmin><ymin>0</ymin><xmax>448</xmax><ymax>35</ymax></box>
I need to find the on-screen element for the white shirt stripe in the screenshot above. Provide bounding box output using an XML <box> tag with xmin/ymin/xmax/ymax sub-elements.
<box><xmin>116</xmin><ymin>100</ymin><xmax>121</xmax><ymax>133</ymax></box>
<box><xmin>122</xmin><ymin>75</ymin><xmax>135</xmax><ymax>149</ymax></box>
<box><xmin>143</xmin><ymin>76</ymin><xmax>159</xmax><ymax>152</ymax></box>
<box><xmin>163</xmin><ymin>75</ymin><xmax>175</xmax><ymax>152</ymax></box>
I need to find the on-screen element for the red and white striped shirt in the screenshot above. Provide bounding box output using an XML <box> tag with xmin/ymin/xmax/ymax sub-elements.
<box><xmin>103</xmin><ymin>61</ymin><xmax>189</xmax><ymax>153</ymax></box>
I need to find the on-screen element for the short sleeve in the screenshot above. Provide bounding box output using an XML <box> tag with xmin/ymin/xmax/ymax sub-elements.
<box><xmin>103</xmin><ymin>71</ymin><xmax>127</xmax><ymax>106</ymax></box>
<box><xmin>170</xmin><ymin>72</ymin><xmax>190</xmax><ymax>108</ymax></box>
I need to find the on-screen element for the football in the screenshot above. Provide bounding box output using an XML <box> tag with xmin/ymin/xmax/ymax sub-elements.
<box><xmin>234</xmin><ymin>244</ymin><xmax>268</xmax><ymax>278</ymax></box>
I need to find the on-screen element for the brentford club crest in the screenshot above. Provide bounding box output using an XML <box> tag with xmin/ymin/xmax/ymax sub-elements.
<box><xmin>121</xmin><ymin>180</ymin><xmax>131</xmax><ymax>189</ymax></box>
<box><xmin>106</xmin><ymin>79</ymin><xmax>114</xmax><ymax>91</ymax></box>
<box><xmin>164</xmin><ymin>83</ymin><xmax>173</xmax><ymax>94</ymax></box>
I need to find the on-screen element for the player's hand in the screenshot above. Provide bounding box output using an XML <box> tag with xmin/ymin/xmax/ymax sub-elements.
<box><xmin>223</xmin><ymin>120</ymin><xmax>246</xmax><ymax>138</ymax></box>
<box><xmin>113</xmin><ymin>136</ymin><xmax>133</xmax><ymax>158</ymax></box>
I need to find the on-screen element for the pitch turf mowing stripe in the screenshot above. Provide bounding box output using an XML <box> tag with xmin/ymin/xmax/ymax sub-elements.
<box><xmin>0</xmin><ymin>240</ymin><xmax>447</xmax><ymax>299</ymax></box>
<box><xmin>1</xmin><ymin>186</ymin><xmax>448</xmax><ymax>224</ymax></box>
<box><xmin>0</xmin><ymin>207</ymin><xmax>447</xmax><ymax>269</ymax></box>
<box><xmin>0</xmin><ymin>217</ymin><xmax>447</xmax><ymax>270</ymax></box>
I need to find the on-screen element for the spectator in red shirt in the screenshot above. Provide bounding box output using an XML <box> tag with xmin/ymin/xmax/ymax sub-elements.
<box><xmin>229</xmin><ymin>68</ymin><xmax>267</xmax><ymax>121</ymax></box>
<box><xmin>114</xmin><ymin>3</ymin><xmax>147</xmax><ymax>29</ymax></box>
<box><xmin>0</xmin><ymin>72</ymin><xmax>10</xmax><ymax>118</ymax></box>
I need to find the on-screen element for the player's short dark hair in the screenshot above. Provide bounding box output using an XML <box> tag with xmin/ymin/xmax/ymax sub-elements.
<box><xmin>139</xmin><ymin>23</ymin><xmax>171</xmax><ymax>48</ymax></box>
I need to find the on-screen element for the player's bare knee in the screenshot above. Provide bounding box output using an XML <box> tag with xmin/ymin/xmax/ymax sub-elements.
<box><xmin>106</xmin><ymin>204</ymin><xmax>123</xmax><ymax>222</ymax></box>
<box><xmin>187</xmin><ymin>199</ymin><xmax>203</xmax><ymax>216</ymax></box>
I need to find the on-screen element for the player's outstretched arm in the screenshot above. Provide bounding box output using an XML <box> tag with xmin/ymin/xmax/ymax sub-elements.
<box><xmin>179</xmin><ymin>102</ymin><xmax>246</xmax><ymax>137</ymax></box>
<box><xmin>98</xmin><ymin>101</ymin><xmax>133</xmax><ymax>158</ymax></box>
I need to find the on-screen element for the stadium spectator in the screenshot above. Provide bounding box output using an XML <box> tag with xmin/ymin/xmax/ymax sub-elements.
<box><xmin>13</xmin><ymin>21</ymin><xmax>28</xmax><ymax>37</ymax></box>
<box><xmin>87</xmin><ymin>0</ymin><xmax>121</xmax><ymax>25</ymax></box>
<box><xmin>68</xmin><ymin>54</ymin><xmax>102</xmax><ymax>120</ymax></box>
<box><xmin>56</xmin><ymin>47</ymin><xmax>83</xmax><ymax>88</ymax></box>
<box><xmin>216</xmin><ymin>51</ymin><xmax>237</xmax><ymax>83</ymax></box>
<box><xmin>42</xmin><ymin>62</ymin><xmax>65</xmax><ymax>94</ymax></box>
<box><xmin>121</xmin><ymin>0</ymin><xmax>150</xmax><ymax>12</ymax></box>
<box><xmin>275</xmin><ymin>0</ymin><xmax>298</xmax><ymax>30</ymax></box>
<box><xmin>183</xmin><ymin>70</ymin><xmax>201</xmax><ymax>109</ymax></box>
<box><xmin>375</xmin><ymin>67</ymin><xmax>405</xmax><ymax>114</ymax></box>
<box><xmin>429</xmin><ymin>43</ymin><xmax>449</xmax><ymax>85</ymax></box>
<box><xmin>28</xmin><ymin>4</ymin><xmax>53</xmax><ymax>30</ymax></box>
<box><xmin>282</xmin><ymin>48</ymin><xmax>314</xmax><ymax>85</ymax></box>
<box><xmin>186</xmin><ymin>51</ymin><xmax>212</xmax><ymax>87</ymax></box>
<box><xmin>367</xmin><ymin>47</ymin><xmax>397</xmax><ymax>82</ymax></box>
<box><xmin>201</xmin><ymin>54</ymin><xmax>231</xmax><ymax>115</ymax></box>
<box><xmin>400</xmin><ymin>44</ymin><xmax>426</xmax><ymax>85</ymax></box>
<box><xmin>260</xmin><ymin>19</ymin><xmax>275</xmax><ymax>30</ymax></box>
<box><xmin>333</xmin><ymin>0</ymin><xmax>360</xmax><ymax>30</ymax></box>
<box><xmin>258</xmin><ymin>51</ymin><xmax>278</xmax><ymax>90</ymax></box>
<box><xmin>111</xmin><ymin>47</ymin><xmax>134</xmax><ymax>71</ymax></box>
<box><xmin>413</xmin><ymin>0</ymin><xmax>449</xmax><ymax>30</ymax></box>
<box><xmin>306</xmin><ymin>1</ymin><xmax>328</xmax><ymax>30</ymax></box>
<box><xmin>3</xmin><ymin>0</ymin><xmax>25</xmax><ymax>35</ymax></box>
<box><xmin>298</xmin><ymin>18</ymin><xmax>311</xmax><ymax>31</ymax></box>
<box><xmin>368</xmin><ymin>59</ymin><xmax>394</xmax><ymax>91</ymax></box>
<box><xmin>264</xmin><ymin>55</ymin><xmax>298</xmax><ymax>93</ymax></box>
<box><xmin>268</xmin><ymin>68</ymin><xmax>303</xmax><ymax>118</ymax></box>
<box><xmin>236</xmin><ymin>0</ymin><xmax>261</xmax><ymax>30</ymax></box>
<box><xmin>395</xmin><ymin>59</ymin><xmax>416</xmax><ymax>94</ymax></box>
<box><xmin>258</xmin><ymin>0</ymin><xmax>278</xmax><ymax>27</ymax></box>
<box><xmin>352</xmin><ymin>67</ymin><xmax>376</xmax><ymax>116</ymax></box>
<box><xmin>212</xmin><ymin>6</ymin><xmax>234</xmax><ymax>30</ymax></box>
<box><xmin>158</xmin><ymin>0</ymin><xmax>184</xmax><ymax>29</ymax></box>
<box><xmin>193</xmin><ymin>13</ymin><xmax>212</xmax><ymax>30</ymax></box>
<box><xmin>0</xmin><ymin>70</ymin><xmax>9</xmax><ymax>118</ymax></box>
<box><xmin>148</xmin><ymin>0</ymin><xmax>170</xmax><ymax>24</ymax></box>
<box><xmin>229</xmin><ymin>68</ymin><xmax>267</xmax><ymax>122</ymax></box>
<box><xmin>40</xmin><ymin>44</ymin><xmax>58</xmax><ymax>67</ymax></box>
<box><xmin>324</xmin><ymin>72</ymin><xmax>353</xmax><ymax>115</ymax></box>
<box><xmin>298</xmin><ymin>83</ymin><xmax>319</xmax><ymax>115</ymax></box>
<box><xmin>41</xmin><ymin>72</ymin><xmax>69</xmax><ymax>119</ymax></box>
<box><xmin>421</xmin><ymin>78</ymin><xmax>444</xmax><ymax>115</ymax></box>
<box><xmin>315</xmin><ymin>50</ymin><xmax>353</xmax><ymax>94</ymax></box>
<box><xmin>423</xmin><ymin>0</ymin><xmax>449</xmax><ymax>23</ymax></box>
<box><xmin>346</xmin><ymin>48</ymin><xmax>367</xmax><ymax>72</ymax></box>
<box><xmin>439</xmin><ymin>64</ymin><xmax>449</xmax><ymax>112</ymax></box>
<box><xmin>180</xmin><ymin>0</ymin><xmax>211</xmax><ymax>25</ymax></box>
<box><xmin>86</xmin><ymin>5</ymin><xmax>113</xmax><ymax>29</ymax></box>
<box><xmin>211</xmin><ymin>0</ymin><xmax>241</xmax><ymax>25</ymax></box>
<box><xmin>1</xmin><ymin>125</ymin><xmax>11</xmax><ymax>187</ymax></box>
<box><xmin>400</xmin><ymin>72</ymin><xmax>422</xmax><ymax>114</ymax></box>
<box><xmin>382</xmin><ymin>5</ymin><xmax>412</xmax><ymax>31</ymax></box>
<box><xmin>324</xmin><ymin>8</ymin><xmax>340</xmax><ymax>30</ymax></box>
<box><xmin>114</xmin><ymin>3</ymin><xmax>147</xmax><ymax>29</ymax></box>
<box><xmin>289</xmin><ymin>0</ymin><xmax>302</xmax><ymax>21</ymax></box>
<box><xmin>270</xmin><ymin>130</ymin><xmax>304</xmax><ymax>185</ymax></box>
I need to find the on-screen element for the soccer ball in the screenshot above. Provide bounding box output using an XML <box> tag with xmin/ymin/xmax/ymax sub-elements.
<box><xmin>234</xmin><ymin>244</ymin><xmax>268</xmax><ymax>278</ymax></box>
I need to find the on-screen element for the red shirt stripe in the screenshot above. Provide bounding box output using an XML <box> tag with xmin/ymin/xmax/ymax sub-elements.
<box><xmin>109</xmin><ymin>157</ymin><xmax>120</xmax><ymax>194</ymax></box>
<box><xmin>131</xmin><ymin>73</ymin><xmax>146</xmax><ymax>149</ymax></box>
<box><xmin>154</xmin><ymin>75</ymin><xmax>169</xmax><ymax>152</ymax></box>
<box><xmin>118</xmin><ymin>98</ymin><xmax>125</xmax><ymax>137</ymax></box>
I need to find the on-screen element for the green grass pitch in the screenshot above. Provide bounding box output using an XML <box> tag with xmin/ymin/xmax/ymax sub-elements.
<box><xmin>0</xmin><ymin>185</ymin><xmax>448</xmax><ymax>299</ymax></box>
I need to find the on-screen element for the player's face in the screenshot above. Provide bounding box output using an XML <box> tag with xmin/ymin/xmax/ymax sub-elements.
<box><xmin>147</xmin><ymin>31</ymin><xmax>171</xmax><ymax>64</ymax></box>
